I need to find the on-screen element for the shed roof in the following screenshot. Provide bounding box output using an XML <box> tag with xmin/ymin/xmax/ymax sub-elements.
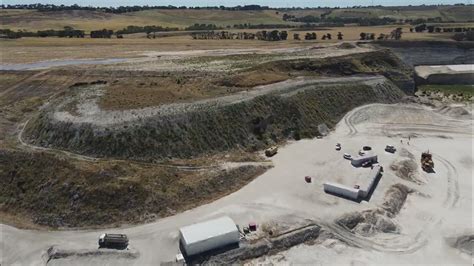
<box><xmin>179</xmin><ymin>216</ymin><xmax>237</xmax><ymax>245</ymax></box>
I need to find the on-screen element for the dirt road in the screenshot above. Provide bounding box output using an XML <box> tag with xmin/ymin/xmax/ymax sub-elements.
<box><xmin>1</xmin><ymin>102</ymin><xmax>472</xmax><ymax>265</ymax></box>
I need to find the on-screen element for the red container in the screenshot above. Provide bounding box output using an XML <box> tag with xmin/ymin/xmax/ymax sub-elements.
<box><xmin>249</xmin><ymin>222</ymin><xmax>257</xmax><ymax>231</ymax></box>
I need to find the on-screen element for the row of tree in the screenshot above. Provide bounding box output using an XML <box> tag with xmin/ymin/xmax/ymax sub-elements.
<box><xmin>190</xmin><ymin>30</ymin><xmax>289</xmax><ymax>41</ymax></box>
<box><xmin>360</xmin><ymin>28</ymin><xmax>403</xmax><ymax>40</ymax></box>
<box><xmin>453</xmin><ymin>31</ymin><xmax>474</xmax><ymax>41</ymax></box>
<box><xmin>115</xmin><ymin>25</ymin><xmax>179</xmax><ymax>35</ymax></box>
<box><xmin>411</xmin><ymin>24</ymin><xmax>474</xmax><ymax>33</ymax></box>
<box><xmin>0</xmin><ymin>27</ymin><xmax>117</xmax><ymax>39</ymax></box>
<box><xmin>191</xmin><ymin>30</ymin><xmax>348</xmax><ymax>41</ymax></box>
<box><xmin>0</xmin><ymin>27</ymin><xmax>85</xmax><ymax>38</ymax></box>
<box><xmin>0</xmin><ymin>4</ymin><xmax>272</xmax><ymax>13</ymax></box>
<box><xmin>283</xmin><ymin>14</ymin><xmax>397</xmax><ymax>26</ymax></box>
<box><xmin>3</xmin><ymin>3</ymin><xmax>469</xmax><ymax>13</ymax></box>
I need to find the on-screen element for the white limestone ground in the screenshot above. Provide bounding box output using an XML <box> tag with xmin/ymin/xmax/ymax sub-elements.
<box><xmin>1</xmin><ymin>102</ymin><xmax>472</xmax><ymax>266</ymax></box>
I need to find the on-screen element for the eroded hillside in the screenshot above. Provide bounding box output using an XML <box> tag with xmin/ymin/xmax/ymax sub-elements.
<box><xmin>22</xmin><ymin>50</ymin><xmax>411</xmax><ymax>161</ymax></box>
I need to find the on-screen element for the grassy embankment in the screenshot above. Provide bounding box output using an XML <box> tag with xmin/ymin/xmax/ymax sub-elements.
<box><xmin>418</xmin><ymin>84</ymin><xmax>474</xmax><ymax>97</ymax></box>
<box><xmin>23</xmin><ymin>50</ymin><xmax>411</xmax><ymax>161</ymax></box>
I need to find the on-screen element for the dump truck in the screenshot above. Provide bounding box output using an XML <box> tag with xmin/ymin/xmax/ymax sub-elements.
<box><xmin>98</xmin><ymin>233</ymin><xmax>129</xmax><ymax>249</ymax></box>
<box><xmin>421</xmin><ymin>151</ymin><xmax>434</xmax><ymax>172</ymax></box>
<box><xmin>265</xmin><ymin>146</ymin><xmax>278</xmax><ymax>157</ymax></box>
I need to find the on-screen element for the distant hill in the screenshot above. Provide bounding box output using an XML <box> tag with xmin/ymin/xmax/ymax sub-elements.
<box><xmin>1</xmin><ymin>5</ymin><xmax>473</xmax><ymax>32</ymax></box>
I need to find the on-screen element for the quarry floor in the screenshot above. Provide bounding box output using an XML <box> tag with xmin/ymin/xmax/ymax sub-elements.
<box><xmin>1</xmin><ymin>101</ymin><xmax>472</xmax><ymax>265</ymax></box>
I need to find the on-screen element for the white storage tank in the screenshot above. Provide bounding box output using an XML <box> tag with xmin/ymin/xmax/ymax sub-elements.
<box><xmin>179</xmin><ymin>216</ymin><xmax>239</xmax><ymax>257</ymax></box>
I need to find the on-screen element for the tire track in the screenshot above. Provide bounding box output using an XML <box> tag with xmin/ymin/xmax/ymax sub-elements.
<box><xmin>433</xmin><ymin>153</ymin><xmax>460</xmax><ymax>208</ymax></box>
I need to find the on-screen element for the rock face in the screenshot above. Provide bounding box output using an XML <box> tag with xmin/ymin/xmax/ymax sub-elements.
<box><xmin>24</xmin><ymin>77</ymin><xmax>405</xmax><ymax>161</ymax></box>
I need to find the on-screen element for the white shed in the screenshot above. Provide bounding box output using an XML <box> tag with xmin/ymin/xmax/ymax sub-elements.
<box><xmin>179</xmin><ymin>216</ymin><xmax>239</xmax><ymax>256</ymax></box>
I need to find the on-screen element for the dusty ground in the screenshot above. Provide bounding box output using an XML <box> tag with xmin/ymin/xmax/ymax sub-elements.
<box><xmin>1</xmin><ymin>101</ymin><xmax>471</xmax><ymax>265</ymax></box>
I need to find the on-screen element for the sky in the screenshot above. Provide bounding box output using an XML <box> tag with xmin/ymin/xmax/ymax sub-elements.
<box><xmin>2</xmin><ymin>0</ymin><xmax>472</xmax><ymax>8</ymax></box>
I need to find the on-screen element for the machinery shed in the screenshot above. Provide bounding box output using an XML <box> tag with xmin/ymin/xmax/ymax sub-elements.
<box><xmin>179</xmin><ymin>216</ymin><xmax>239</xmax><ymax>257</ymax></box>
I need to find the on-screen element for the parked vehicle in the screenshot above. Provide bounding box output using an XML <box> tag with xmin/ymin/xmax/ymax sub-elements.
<box><xmin>265</xmin><ymin>146</ymin><xmax>278</xmax><ymax>157</ymax></box>
<box><xmin>362</xmin><ymin>146</ymin><xmax>372</xmax><ymax>151</ymax></box>
<box><xmin>343</xmin><ymin>153</ymin><xmax>352</xmax><ymax>160</ymax></box>
<box><xmin>335</xmin><ymin>143</ymin><xmax>341</xmax><ymax>150</ymax></box>
<box><xmin>98</xmin><ymin>233</ymin><xmax>129</xmax><ymax>249</ymax></box>
<box><xmin>385</xmin><ymin>145</ymin><xmax>396</xmax><ymax>153</ymax></box>
<box><xmin>305</xmin><ymin>176</ymin><xmax>312</xmax><ymax>183</ymax></box>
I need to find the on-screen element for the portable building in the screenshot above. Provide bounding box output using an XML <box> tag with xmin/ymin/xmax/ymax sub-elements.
<box><xmin>323</xmin><ymin>182</ymin><xmax>361</xmax><ymax>200</ymax></box>
<box><xmin>359</xmin><ymin>165</ymin><xmax>382</xmax><ymax>198</ymax></box>
<box><xmin>351</xmin><ymin>154</ymin><xmax>378</xmax><ymax>167</ymax></box>
<box><xmin>179</xmin><ymin>216</ymin><xmax>239</xmax><ymax>257</ymax></box>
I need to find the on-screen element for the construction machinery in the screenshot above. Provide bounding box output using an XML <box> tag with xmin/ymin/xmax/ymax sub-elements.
<box><xmin>265</xmin><ymin>146</ymin><xmax>278</xmax><ymax>157</ymax></box>
<box><xmin>421</xmin><ymin>151</ymin><xmax>434</xmax><ymax>172</ymax></box>
<box><xmin>98</xmin><ymin>233</ymin><xmax>129</xmax><ymax>249</ymax></box>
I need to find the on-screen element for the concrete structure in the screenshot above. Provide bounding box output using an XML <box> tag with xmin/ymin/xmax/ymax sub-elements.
<box><xmin>351</xmin><ymin>154</ymin><xmax>378</xmax><ymax>167</ymax></box>
<box><xmin>179</xmin><ymin>216</ymin><xmax>239</xmax><ymax>257</ymax></box>
<box><xmin>324</xmin><ymin>165</ymin><xmax>383</xmax><ymax>200</ymax></box>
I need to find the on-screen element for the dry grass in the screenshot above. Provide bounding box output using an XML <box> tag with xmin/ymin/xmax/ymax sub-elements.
<box><xmin>0</xmin><ymin>23</ymin><xmax>464</xmax><ymax>64</ymax></box>
<box><xmin>0</xmin><ymin>9</ymin><xmax>288</xmax><ymax>31</ymax></box>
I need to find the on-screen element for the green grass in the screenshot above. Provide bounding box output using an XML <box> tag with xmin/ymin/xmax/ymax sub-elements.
<box><xmin>419</xmin><ymin>84</ymin><xmax>474</xmax><ymax>97</ymax></box>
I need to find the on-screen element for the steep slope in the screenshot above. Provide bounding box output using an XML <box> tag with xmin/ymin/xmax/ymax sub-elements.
<box><xmin>23</xmin><ymin>76</ymin><xmax>405</xmax><ymax>161</ymax></box>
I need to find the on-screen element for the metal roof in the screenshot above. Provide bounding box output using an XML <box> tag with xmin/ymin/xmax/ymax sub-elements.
<box><xmin>179</xmin><ymin>216</ymin><xmax>238</xmax><ymax>245</ymax></box>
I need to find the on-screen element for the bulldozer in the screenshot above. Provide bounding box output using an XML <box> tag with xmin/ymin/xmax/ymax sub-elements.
<box><xmin>421</xmin><ymin>151</ymin><xmax>434</xmax><ymax>172</ymax></box>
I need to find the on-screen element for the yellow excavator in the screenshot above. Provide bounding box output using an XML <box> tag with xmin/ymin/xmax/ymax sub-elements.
<box><xmin>421</xmin><ymin>151</ymin><xmax>434</xmax><ymax>172</ymax></box>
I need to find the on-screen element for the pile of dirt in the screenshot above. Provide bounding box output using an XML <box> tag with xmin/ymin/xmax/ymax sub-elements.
<box><xmin>398</xmin><ymin>147</ymin><xmax>416</xmax><ymax>159</ymax></box>
<box><xmin>0</xmin><ymin>149</ymin><xmax>268</xmax><ymax>228</ymax></box>
<box><xmin>436</xmin><ymin>105</ymin><xmax>471</xmax><ymax>118</ymax></box>
<box><xmin>381</xmin><ymin>184</ymin><xmax>414</xmax><ymax>216</ymax></box>
<box><xmin>445</xmin><ymin>234</ymin><xmax>474</xmax><ymax>256</ymax></box>
<box><xmin>338</xmin><ymin>42</ymin><xmax>357</xmax><ymax>49</ymax></box>
<box><xmin>336</xmin><ymin>184</ymin><xmax>414</xmax><ymax>236</ymax></box>
<box><xmin>390</xmin><ymin>159</ymin><xmax>423</xmax><ymax>184</ymax></box>
<box><xmin>199</xmin><ymin>223</ymin><xmax>322</xmax><ymax>264</ymax></box>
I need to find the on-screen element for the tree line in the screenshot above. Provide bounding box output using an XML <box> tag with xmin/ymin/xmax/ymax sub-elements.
<box><xmin>1</xmin><ymin>4</ymin><xmax>272</xmax><ymax>13</ymax></box>
<box><xmin>191</xmin><ymin>30</ymin><xmax>289</xmax><ymax>41</ymax></box>
<box><xmin>0</xmin><ymin>27</ymin><xmax>118</xmax><ymax>39</ymax></box>
<box><xmin>411</xmin><ymin>24</ymin><xmax>474</xmax><ymax>33</ymax></box>
<box><xmin>116</xmin><ymin>25</ymin><xmax>179</xmax><ymax>35</ymax></box>
<box><xmin>283</xmin><ymin>14</ymin><xmax>397</xmax><ymax>26</ymax></box>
